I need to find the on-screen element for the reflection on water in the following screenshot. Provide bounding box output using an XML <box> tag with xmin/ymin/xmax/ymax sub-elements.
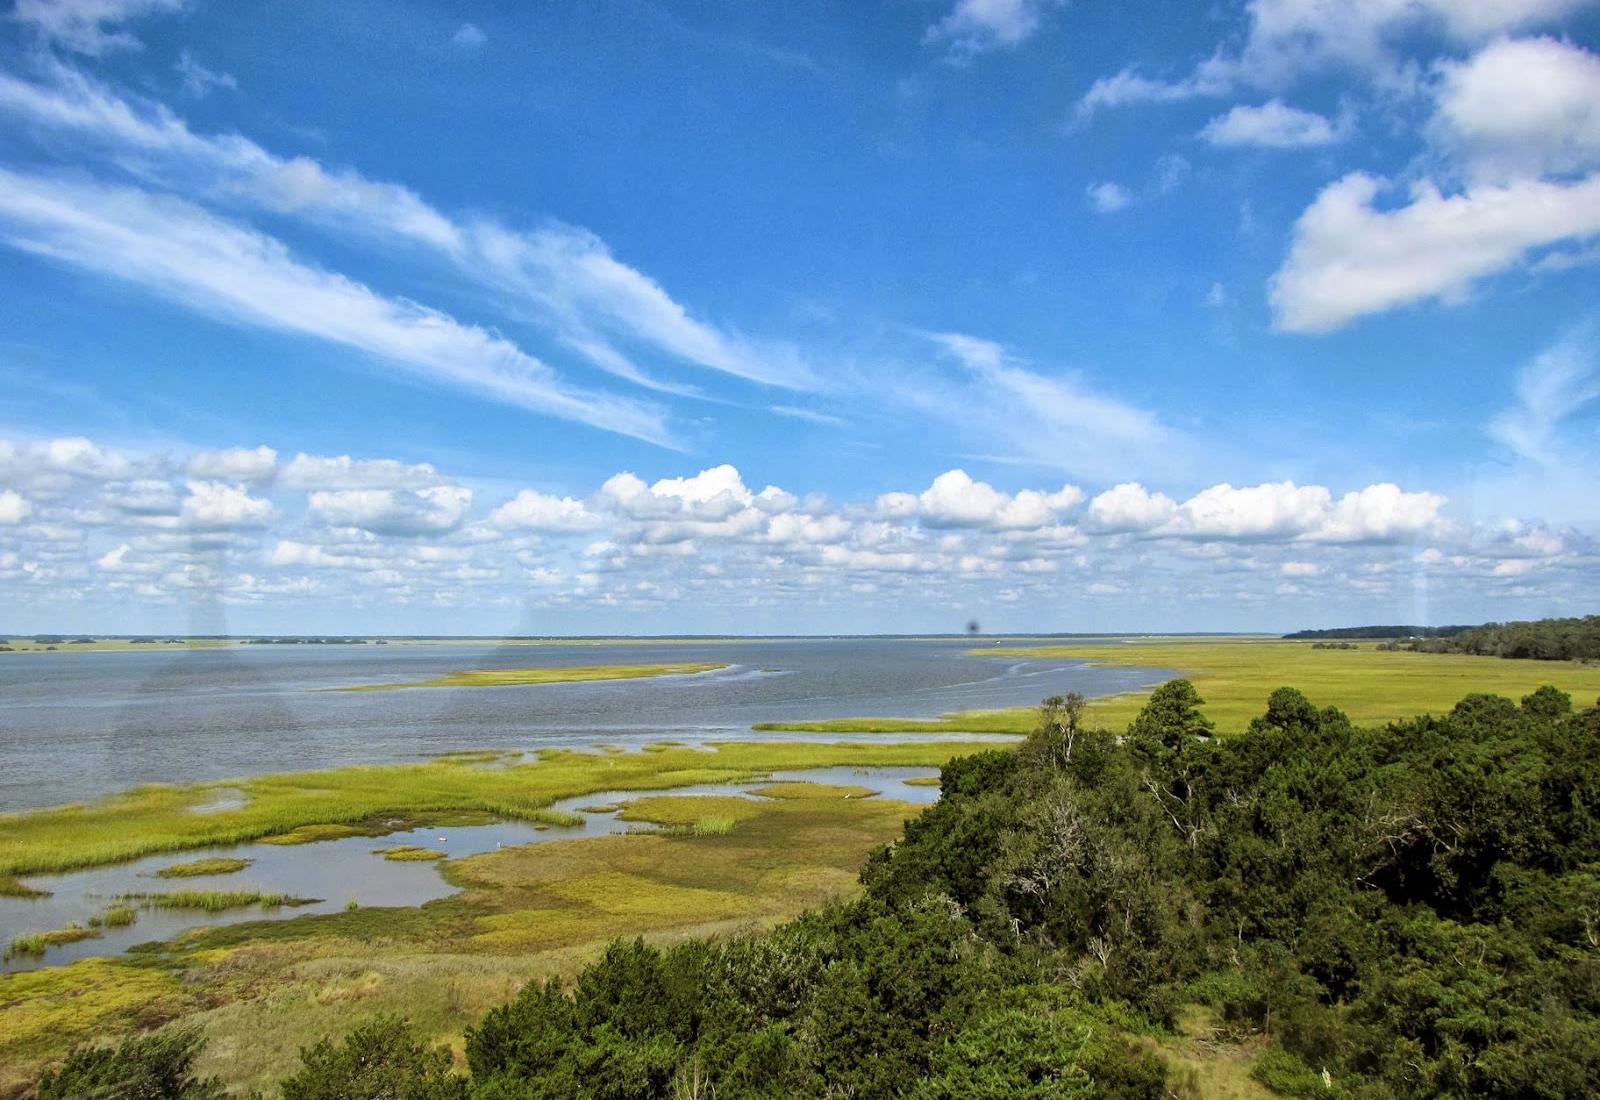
<box><xmin>1</xmin><ymin>766</ymin><xmax>942</xmax><ymax>973</ymax></box>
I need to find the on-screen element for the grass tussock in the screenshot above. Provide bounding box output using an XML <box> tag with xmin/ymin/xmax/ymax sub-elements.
<box><xmin>338</xmin><ymin>662</ymin><xmax>727</xmax><ymax>692</ymax></box>
<box><xmin>375</xmin><ymin>845</ymin><xmax>447</xmax><ymax>862</ymax></box>
<box><xmin>123</xmin><ymin>890</ymin><xmax>316</xmax><ymax>912</ymax></box>
<box><xmin>749</xmin><ymin>781</ymin><xmax>876</xmax><ymax>800</ymax></box>
<box><xmin>155</xmin><ymin>857</ymin><xmax>253</xmax><ymax>878</ymax></box>
<box><xmin>101</xmin><ymin>905</ymin><xmax>138</xmax><ymax>927</ymax></box>
<box><xmin>0</xmin><ymin>873</ymin><xmax>48</xmax><ymax>898</ymax></box>
<box><xmin>902</xmin><ymin>775</ymin><xmax>941</xmax><ymax>787</ymax></box>
<box><xmin>0</xmin><ymin>740</ymin><xmax>982</xmax><ymax>877</ymax></box>
<box><xmin>5</xmin><ymin>923</ymin><xmax>100</xmax><ymax>958</ymax></box>
<box><xmin>691</xmin><ymin>817</ymin><xmax>736</xmax><ymax>836</ymax></box>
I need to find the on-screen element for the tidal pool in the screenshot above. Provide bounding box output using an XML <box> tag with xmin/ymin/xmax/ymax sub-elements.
<box><xmin>0</xmin><ymin>766</ymin><xmax>941</xmax><ymax>972</ymax></box>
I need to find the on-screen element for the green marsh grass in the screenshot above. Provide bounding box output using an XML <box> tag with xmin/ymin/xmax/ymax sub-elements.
<box><xmin>980</xmin><ymin>637</ymin><xmax>1600</xmax><ymax>731</ymax></box>
<box><xmin>155</xmin><ymin>857</ymin><xmax>252</xmax><ymax>878</ymax></box>
<box><xmin>375</xmin><ymin>845</ymin><xmax>447</xmax><ymax>862</ymax></box>
<box><xmin>123</xmin><ymin>890</ymin><xmax>315</xmax><ymax>912</ymax></box>
<box><xmin>0</xmin><ymin>740</ymin><xmax>986</xmax><ymax>878</ymax></box>
<box><xmin>101</xmin><ymin>905</ymin><xmax>137</xmax><ymax>927</ymax></box>
<box><xmin>756</xmin><ymin>637</ymin><xmax>1600</xmax><ymax>735</ymax></box>
<box><xmin>749</xmin><ymin>782</ymin><xmax>875</xmax><ymax>800</ymax></box>
<box><xmin>0</xmin><ymin>874</ymin><xmax>48</xmax><ymax>898</ymax></box>
<box><xmin>5</xmin><ymin>923</ymin><xmax>99</xmax><ymax>958</ymax></box>
<box><xmin>3</xmin><ymin>776</ymin><xmax>935</xmax><ymax>1093</ymax></box>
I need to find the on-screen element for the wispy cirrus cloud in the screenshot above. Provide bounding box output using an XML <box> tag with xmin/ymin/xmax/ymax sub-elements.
<box><xmin>1489</xmin><ymin>327</ymin><xmax>1600</xmax><ymax>466</ymax></box>
<box><xmin>0</xmin><ymin>166</ymin><xmax>676</xmax><ymax>446</ymax></box>
<box><xmin>0</xmin><ymin>64</ymin><xmax>818</xmax><ymax>396</ymax></box>
<box><xmin>11</xmin><ymin>0</ymin><xmax>184</xmax><ymax>56</ymax></box>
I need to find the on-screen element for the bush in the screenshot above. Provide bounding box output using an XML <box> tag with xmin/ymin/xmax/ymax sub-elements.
<box><xmin>280</xmin><ymin>1016</ymin><xmax>467</xmax><ymax>1100</ymax></box>
<box><xmin>37</xmin><ymin>1028</ymin><xmax>224</xmax><ymax>1100</ymax></box>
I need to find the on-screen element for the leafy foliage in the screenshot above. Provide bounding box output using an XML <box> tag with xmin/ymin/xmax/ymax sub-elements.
<box><xmin>36</xmin><ymin>1028</ymin><xmax>224</xmax><ymax>1100</ymax></box>
<box><xmin>1383</xmin><ymin>614</ymin><xmax>1600</xmax><ymax>662</ymax></box>
<box><xmin>279</xmin><ymin>1015</ymin><xmax>467</xmax><ymax>1100</ymax></box>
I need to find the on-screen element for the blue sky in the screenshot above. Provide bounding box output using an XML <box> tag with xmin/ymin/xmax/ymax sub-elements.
<box><xmin>0</xmin><ymin>0</ymin><xmax>1597</xmax><ymax>635</ymax></box>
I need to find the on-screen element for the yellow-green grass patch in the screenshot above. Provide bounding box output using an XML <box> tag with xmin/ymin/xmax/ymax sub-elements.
<box><xmin>100</xmin><ymin>905</ymin><xmax>138</xmax><ymax>928</ymax></box>
<box><xmin>758</xmin><ymin>638</ymin><xmax>1600</xmax><ymax>736</ymax></box>
<box><xmin>0</xmin><ymin>874</ymin><xmax>48</xmax><ymax>898</ymax></box>
<box><xmin>155</xmin><ymin>857</ymin><xmax>252</xmax><ymax>878</ymax></box>
<box><xmin>615</xmin><ymin>795</ymin><xmax>769</xmax><ymax>830</ymax></box>
<box><xmin>375</xmin><ymin>845</ymin><xmax>447</xmax><ymax>862</ymax></box>
<box><xmin>980</xmin><ymin>637</ymin><xmax>1600</xmax><ymax>732</ymax></box>
<box><xmin>0</xmin><ymin>740</ymin><xmax>985</xmax><ymax>879</ymax></box>
<box><xmin>0</xmin><ymin>957</ymin><xmax>189</xmax><ymax>1083</ymax></box>
<box><xmin>6</xmin><ymin>923</ymin><xmax>100</xmax><ymax>958</ymax></box>
<box><xmin>2</xmin><ymin>786</ymin><xmax>928</xmax><ymax>1091</ymax></box>
<box><xmin>753</xmin><ymin>708</ymin><xmax>1037</xmax><ymax>735</ymax></box>
<box><xmin>124</xmin><ymin>890</ymin><xmax>314</xmax><ymax>912</ymax></box>
<box><xmin>335</xmin><ymin>662</ymin><xmax>727</xmax><ymax>692</ymax></box>
<box><xmin>902</xmin><ymin>775</ymin><xmax>941</xmax><ymax>787</ymax></box>
<box><xmin>748</xmin><ymin>781</ymin><xmax>877</xmax><ymax>800</ymax></box>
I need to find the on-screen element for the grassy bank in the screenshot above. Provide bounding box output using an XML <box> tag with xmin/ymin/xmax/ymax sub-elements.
<box><xmin>756</xmin><ymin>637</ymin><xmax>1600</xmax><ymax>735</ymax></box>
<box><xmin>0</xmin><ymin>781</ymin><xmax>936</xmax><ymax>1093</ymax></box>
<box><xmin>154</xmin><ymin>857</ymin><xmax>251</xmax><ymax>879</ymax></box>
<box><xmin>753</xmin><ymin>707</ymin><xmax>1038</xmax><ymax>735</ymax></box>
<box><xmin>0</xmin><ymin>741</ymin><xmax>988</xmax><ymax>880</ymax></box>
<box><xmin>335</xmin><ymin>661</ymin><xmax>727</xmax><ymax>691</ymax></box>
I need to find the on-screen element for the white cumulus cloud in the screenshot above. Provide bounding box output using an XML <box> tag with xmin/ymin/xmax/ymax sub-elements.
<box><xmin>1200</xmin><ymin>100</ymin><xmax>1345</xmax><ymax>148</ymax></box>
<box><xmin>1269</xmin><ymin>171</ymin><xmax>1600</xmax><ymax>332</ymax></box>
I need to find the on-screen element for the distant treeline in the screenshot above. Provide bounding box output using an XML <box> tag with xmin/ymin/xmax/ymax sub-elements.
<box><xmin>1398</xmin><ymin>615</ymin><xmax>1600</xmax><ymax>662</ymax></box>
<box><xmin>1291</xmin><ymin>615</ymin><xmax>1600</xmax><ymax>662</ymax></box>
<box><xmin>1284</xmin><ymin>624</ymin><xmax>1472</xmax><ymax>640</ymax></box>
<box><xmin>244</xmin><ymin>637</ymin><xmax>373</xmax><ymax>645</ymax></box>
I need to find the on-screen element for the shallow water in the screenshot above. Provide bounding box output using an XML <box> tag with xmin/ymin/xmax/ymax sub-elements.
<box><xmin>1</xmin><ymin>766</ymin><xmax>942</xmax><ymax>972</ymax></box>
<box><xmin>0</xmin><ymin>637</ymin><xmax>1164</xmax><ymax>809</ymax></box>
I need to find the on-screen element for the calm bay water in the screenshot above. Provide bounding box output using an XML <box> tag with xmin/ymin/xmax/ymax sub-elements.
<box><xmin>0</xmin><ymin>636</ymin><xmax>1166</xmax><ymax>811</ymax></box>
<box><xmin>0</xmin><ymin>638</ymin><xmax>1171</xmax><ymax>970</ymax></box>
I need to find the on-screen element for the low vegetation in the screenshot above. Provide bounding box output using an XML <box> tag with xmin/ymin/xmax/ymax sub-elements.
<box><xmin>154</xmin><ymin>857</ymin><xmax>253</xmax><ymax>878</ymax></box>
<box><xmin>0</xmin><ymin>776</ymin><xmax>954</xmax><ymax>1092</ymax></box>
<box><xmin>336</xmin><ymin>662</ymin><xmax>727</xmax><ymax>691</ymax></box>
<box><xmin>0</xmin><ymin>740</ymin><xmax>984</xmax><ymax>878</ymax></box>
<box><xmin>110</xmin><ymin>679</ymin><xmax>1593</xmax><ymax>1098</ymax></box>
<box><xmin>0</xmin><ymin>875</ymin><xmax>47</xmax><ymax>898</ymax></box>
<box><xmin>6</xmin><ymin>924</ymin><xmax>99</xmax><ymax>959</ymax></box>
<box><xmin>99</xmin><ymin>906</ymin><xmax>137</xmax><ymax>928</ymax></box>
<box><xmin>375</xmin><ymin>845</ymin><xmax>448</xmax><ymax>862</ymax></box>
<box><xmin>760</xmin><ymin>637</ymin><xmax>1600</xmax><ymax>734</ymax></box>
<box><xmin>122</xmin><ymin>891</ymin><xmax>314</xmax><ymax>913</ymax></box>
